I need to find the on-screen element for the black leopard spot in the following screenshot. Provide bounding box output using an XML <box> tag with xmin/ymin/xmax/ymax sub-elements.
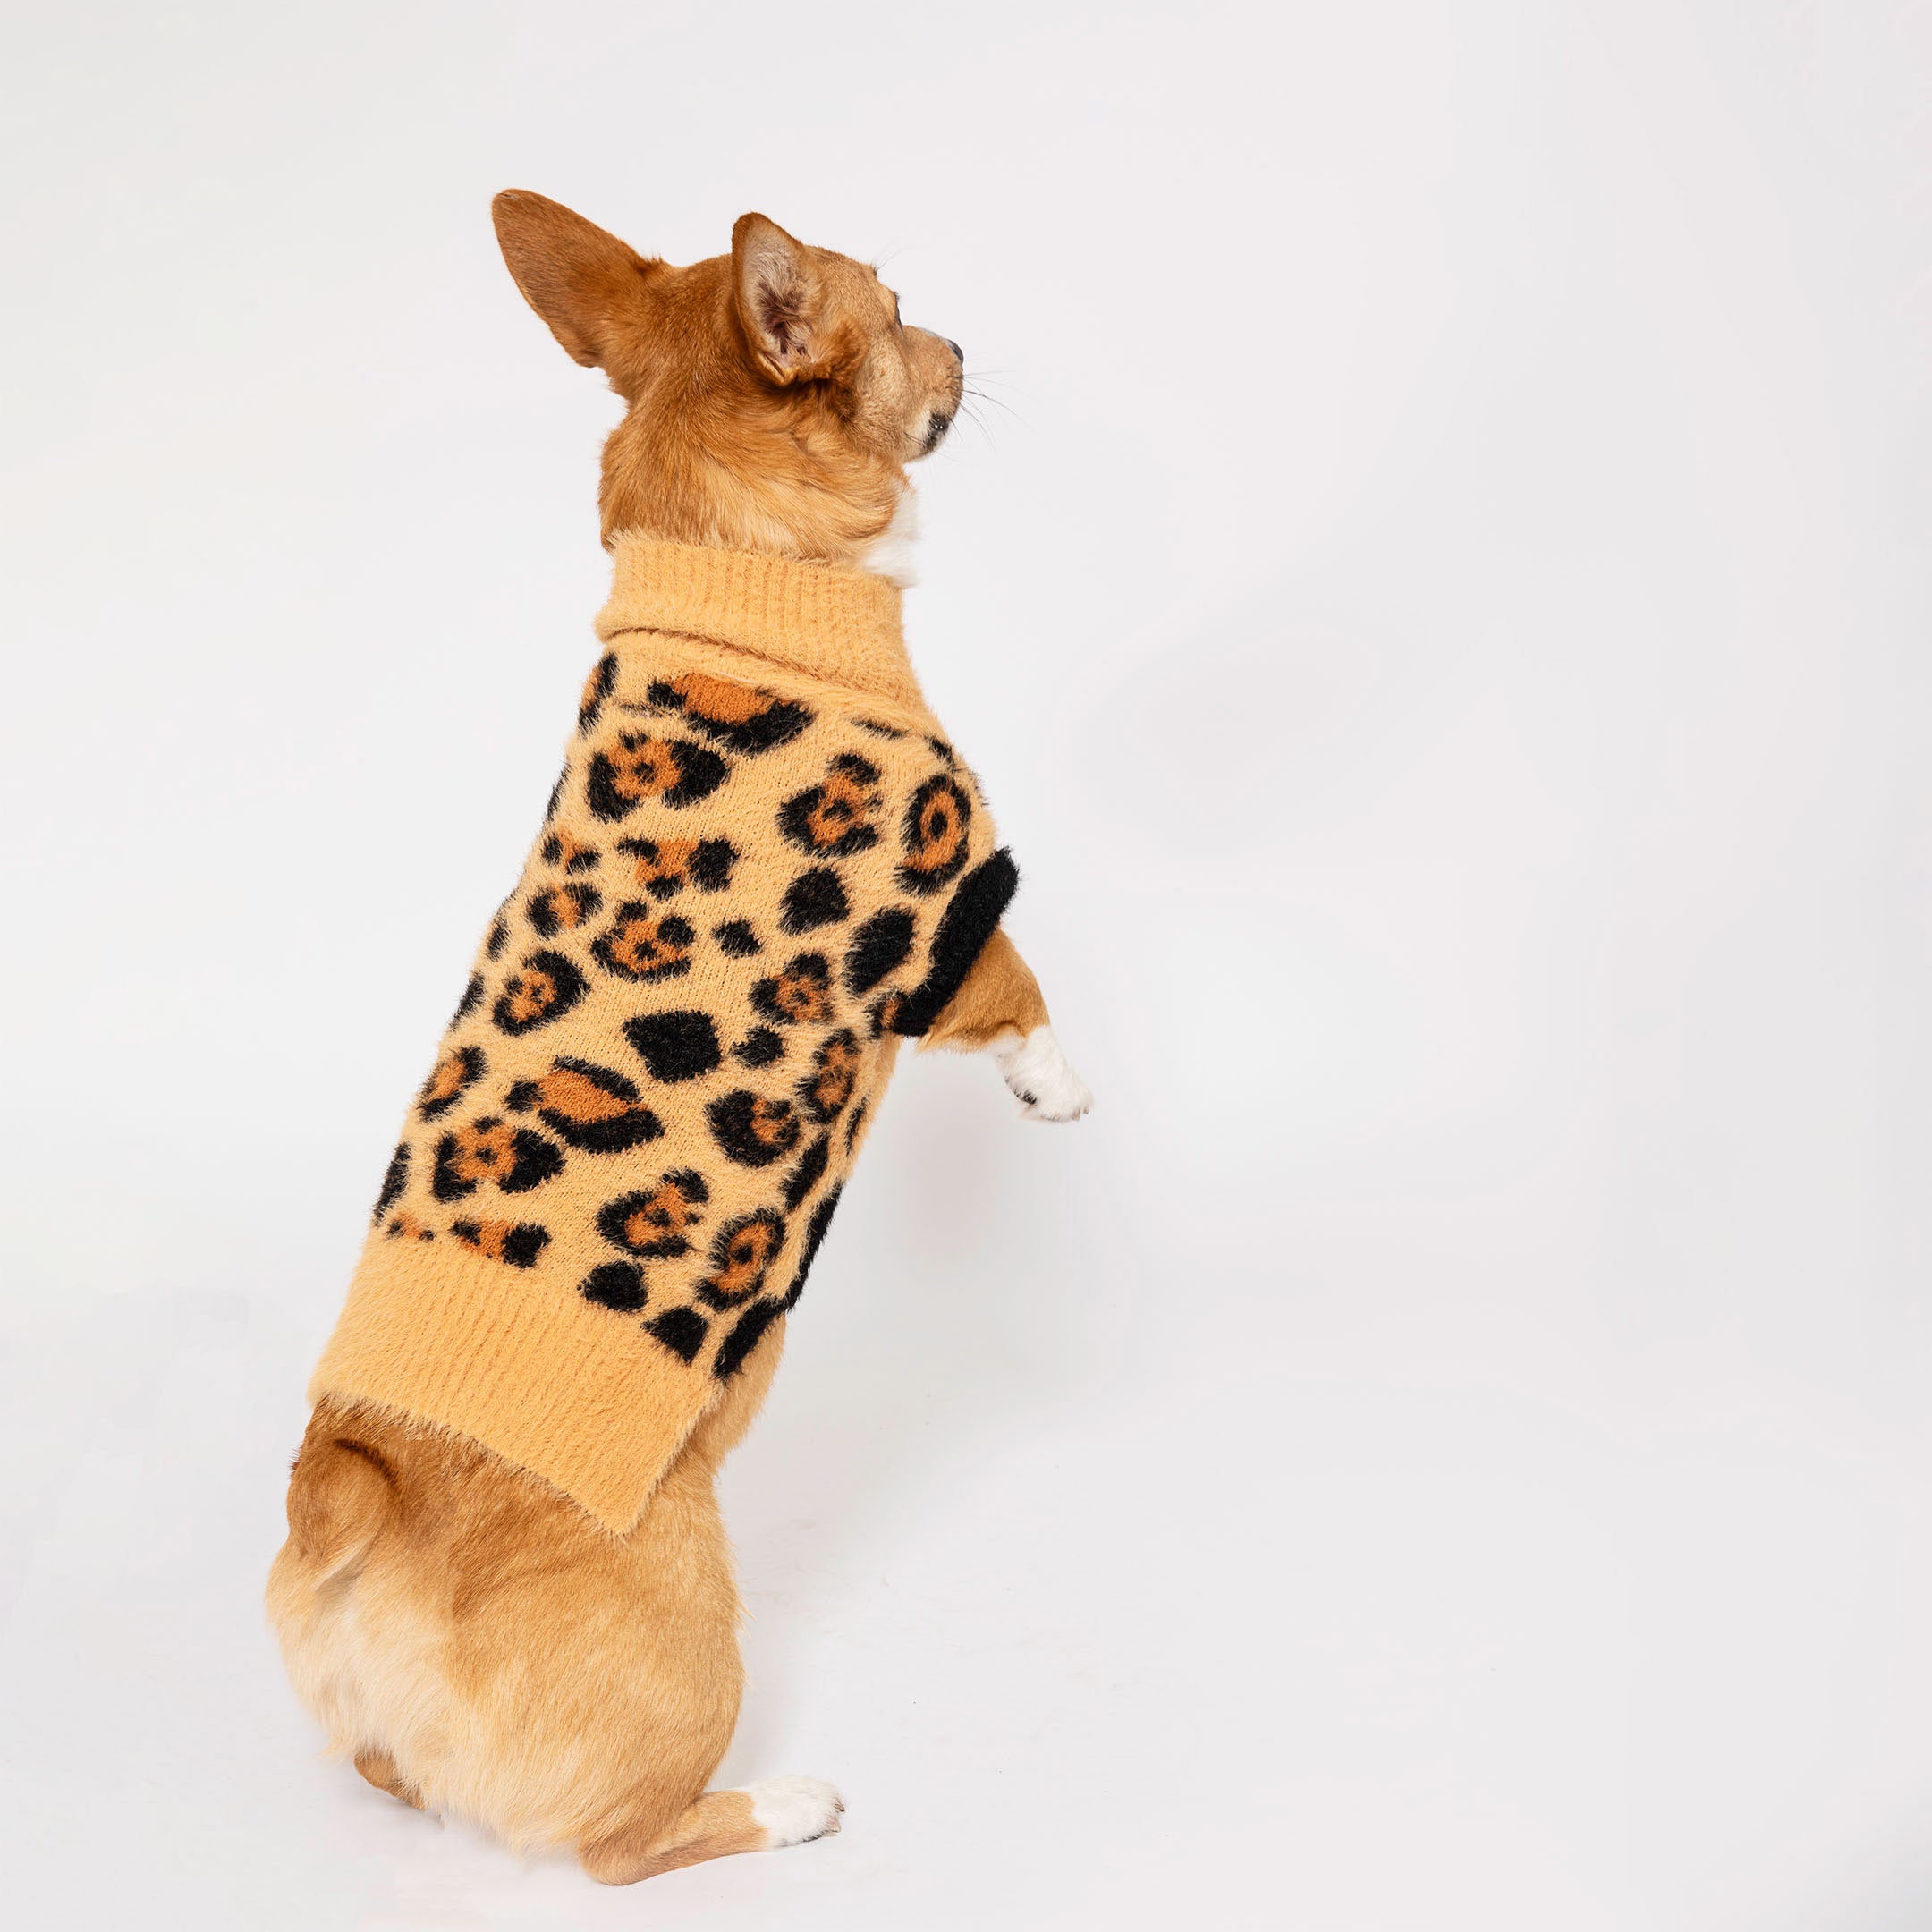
<box><xmin>451</xmin><ymin>973</ymin><xmax>484</xmax><ymax>1023</ymax></box>
<box><xmin>778</xmin><ymin>753</ymin><xmax>883</xmax><ymax>858</ymax></box>
<box><xmin>504</xmin><ymin>1058</ymin><xmax>663</xmax><ymax>1153</ymax></box>
<box><xmin>852</xmin><ymin>716</ymin><xmax>909</xmax><ymax>741</ymax></box>
<box><xmin>372</xmin><ymin>1143</ymin><xmax>409</xmax><ymax>1223</ymax></box>
<box><xmin>646</xmin><ymin>673</ymin><xmax>814</xmax><ymax>753</ymax></box>
<box><xmin>713</xmin><ymin>1298</ymin><xmax>784</xmax><ymax>1379</ymax></box>
<box><xmin>580</xmin><ymin>1259</ymin><xmax>648</xmax><ymax>1312</ymax></box>
<box><xmin>493</xmin><ymin>950</ymin><xmax>589</xmax><ymax>1035</ymax></box>
<box><xmin>647</xmin><ymin>1305</ymin><xmax>709</xmax><ymax>1363</ymax></box>
<box><xmin>733</xmin><ymin>1027</ymin><xmax>785</xmax><ymax>1068</ymax></box>
<box><xmin>591</xmin><ymin>905</ymin><xmax>694</xmax><ymax>982</ymax></box>
<box><xmin>926</xmin><ymin>735</ymin><xmax>956</xmax><ymax>765</ymax></box>
<box><xmin>796</xmin><ymin>1030</ymin><xmax>862</xmax><ymax>1123</ymax></box>
<box><xmin>615</xmin><ymin>835</ymin><xmax>738</xmax><ymax>900</ymax></box>
<box><xmin>451</xmin><ymin>1219</ymin><xmax>550</xmax><ymax>1268</ymax></box>
<box><xmin>843</xmin><ymin>907</ymin><xmax>915</xmax><ymax>994</ymax></box>
<box><xmin>623</xmin><ymin>1009</ymin><xmax>724</xmax><ymax>1083</ymax></box>
<box><xmin>779</xmin><ymin>868</ymin><xmax>850</xmax><ymax>934</ymax></box>
<box><xmin>750</xmin><ymin>953</ymin><xmax>835</xmax><ymax>1025</ymax></box>
<box><xmin>781</xmin><ymin>1184</ymin><xmax>843</xmax><ymax>1310</ymax></box>
<box><xmin>578</xmin><ymin>652</ymin><xmax>616</xmax><ymax>732</ymax></box>
<box><xmin>418</xmin><ymin>1043</ymin><xmax>486</xmax><ymax>1121</ymax></box>
<box><xmin>897</xmin><ymin>773</ymin><xmax>973</xmax><ymax>894</ymax></box>
<box><xmin>707</xmin><ymin>1089</ymin><xmax>801</xmax><ymax>1167</ymax></box>
<box><xmin>432</xmin><ymin>1118</ymin><xmax>565</xmax><ymax>1200</ymax></box>
<box><xmin>844</xmin><ymin>1101</ymin><xmax>868</xmax><ymax>1152</ymax></box>
<box><xmin>527</xmin><ymin>881</ymin><xmax>602</xmax><ymax>937</ymax></box>
<box><xmin>714</xmin><ymin>919</ymin><xmax>761</xmax><ymax>957</ymax></box>
<box><xmin>486</xmin><ymin>915</ymin><xmax>509</xmax><ymax>961</ymax></box>
<box><xmin>597</xmin><ymin>1169</ymin><xmax>710</xmax><ymax>1258</ymax></box>
<box><xmin>780</xmin><ymin>1133</ymin><xmax>830</xmax><ymax>1212</ymax></box>
<box><xmin>586</xmin><ymin>733</ymin><xmax>729</xmax><ymax>820</ymax></box>
<box><xmin>696</xmin><ymin>1208</ymin><xmax>787</xmax><ymax>1309</ymax></box>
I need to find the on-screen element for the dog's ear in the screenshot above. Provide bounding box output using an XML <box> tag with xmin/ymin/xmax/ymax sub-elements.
<box><xmin>733</xmin><ymin>214</ymin><xmax>825</xmax><ymax>385</ymax></box>
<box><xmin>492</xmin><ymin>190</ymin><xmax>657</xmax><ymax>371</ymax></box>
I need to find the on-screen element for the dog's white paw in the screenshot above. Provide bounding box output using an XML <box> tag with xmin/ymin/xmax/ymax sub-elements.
<box><xmin>748</xmin><ymin>1775</ymin><xmax>844</xmax><ymax>1848</ymax></box>
<box><xmin>994</xmin><ymin>1025</ymin><xmax>1094</xmax><ymax>1123</ymax></box>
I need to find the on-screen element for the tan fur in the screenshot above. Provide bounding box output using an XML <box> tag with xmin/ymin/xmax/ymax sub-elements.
<box><xmin>580</xmin><ymin>1789</ymin><xmax>774</xmax><ymax>1885</ymax></box>
<box><xmin>921</xmin><ymin>927</ymin><xmax>1050</xmax><ymax>1053</ymax></box>
<box><xmin>493</xmin><ymin>192</ymin><xmax>964</xmax><ymax>565</ymax></box>
<box><xmin>269</xmin><ymin>194</ymin><xmax>1055</xmax><ymax>1883</ymax></box>
<box><xmin>352</xmin><ymin>1748</ymin><xmax>424</xmax><ymax>1809</ymax></box>
<box><xmin>270</xmin><ymin>1333</ymin><xmax>780</xmax><ymax>1857</ymax></box>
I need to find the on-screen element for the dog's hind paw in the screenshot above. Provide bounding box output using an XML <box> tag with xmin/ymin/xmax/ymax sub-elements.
<box><xmin>995</xmin><ymin>1025</ymin><xmax>1094</xmax><ymax>1123</ymax></box>
<box><xmin>749</xmin><ymin>1775</ymin><xmax>844</xmax><ymax>1848</ymax></box>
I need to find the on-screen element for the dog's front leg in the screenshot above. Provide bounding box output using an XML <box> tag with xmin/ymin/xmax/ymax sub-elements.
<box><xmin>921</xmin><ymin>928</ymin><xmax>1093</xmax><ymax>1122</ymax></box>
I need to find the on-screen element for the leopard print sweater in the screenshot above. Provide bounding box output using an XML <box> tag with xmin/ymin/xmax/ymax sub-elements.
<box><xmin>309</xmin><ymin>539</ymin><xmax>1015</xmax><ymax>1531</ymax></box>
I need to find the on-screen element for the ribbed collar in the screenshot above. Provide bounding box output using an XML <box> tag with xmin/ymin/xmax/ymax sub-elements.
<box><xmin>596</xmin><ymin>537</ymin><xmax>922</xmax><ymax>708</ymax></box>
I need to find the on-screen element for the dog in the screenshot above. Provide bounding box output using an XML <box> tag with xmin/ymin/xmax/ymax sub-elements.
<box><xmin>266</xmin><ymin>192</ymin><xmax>1091</xmax><ymax>1885</ymax></box>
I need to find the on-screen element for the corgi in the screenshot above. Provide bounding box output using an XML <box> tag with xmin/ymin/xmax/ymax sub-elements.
<box><xmin>266</xmin><ymin>193</ymin><xmax>1090</xmax><ymax>1886</ymax></box>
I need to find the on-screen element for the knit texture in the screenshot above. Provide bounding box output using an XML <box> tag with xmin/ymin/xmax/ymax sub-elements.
<box><xmin>310</xmin><ymin>538</ymin><xmax>1015</xmax><ymax>1532</ymax></box>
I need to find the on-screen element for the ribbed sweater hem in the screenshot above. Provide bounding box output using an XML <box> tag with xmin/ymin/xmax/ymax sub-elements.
<box><xmin>311</xmin><ymin>1231</ymin><xmax>724</xmax><ymax>1533</ymax></box>
<box><xmin>597</xmin><ymin>538</ymin><xmax>922</xmax><ymax>708</ymax></box>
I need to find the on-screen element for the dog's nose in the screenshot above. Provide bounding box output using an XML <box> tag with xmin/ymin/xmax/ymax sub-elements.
<box><xmin>945</xmin><ymin>338</ymin><xmax>963</xmax><ymax>366</ymax></box>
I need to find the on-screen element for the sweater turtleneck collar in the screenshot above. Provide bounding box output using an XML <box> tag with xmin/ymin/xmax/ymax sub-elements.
<box><xmin>595</xmin><ymin>537</ymin><xmax>923</xmax><ymax>709</ymax></box>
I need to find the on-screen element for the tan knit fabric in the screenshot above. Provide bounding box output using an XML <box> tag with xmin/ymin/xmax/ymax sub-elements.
<box><xmin>310</xmin><ymin>539</ymin><xmax>1014</xmax><ymax>1532</ymax></box>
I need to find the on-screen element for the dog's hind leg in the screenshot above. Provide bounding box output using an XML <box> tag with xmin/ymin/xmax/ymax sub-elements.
<box><xmin>579</xmin><ymin>1777</ymin><xmax>843</xmax><ymax>1885</ymax></box>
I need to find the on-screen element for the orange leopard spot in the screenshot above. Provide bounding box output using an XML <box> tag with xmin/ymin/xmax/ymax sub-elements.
<box><xmin>448</xmin><ymin>1122</ymin><xmax>517</xmax><ymax>1182</ymax></box>
<box><xmin>451</xmin><ymin>1218</ymin><xmax>550</xmax><ymax>1268</ymax></box>
<box><xmin>801</xmin><ymin>1030</ymin><xmax>861</xmax><ymax>1121</ymax></box>
<box><xmin>696</xmin><ymin>1208</ymin><xmax>789</xmax><ymax>1308</ymax></box>
<box><xmin>422</xmin><ymin>1055</ymin><xmax>467</xmax><ymax>1106</ymax></box>
<box><xmin>591</xmin><ymin>906</ymin><xmax>694</xmax><ymax>981</ymax></box>
<box><xmin>907</xmin><ymin>789</ymin><xmax>963</xmax><ymax>870</ymax></box>
<box><xmin>544</xmin><ymin>830</ymin><xmax>597</xmax><ymax>871</ymax></box>
<box><xmin>596</xmin><ymin>1170</ymin><xmax>711</xmax><ymax>1258</ymax></box>
<box><xmin>606</xmin><ymin>738</ymin><xmax>681</xmax><ymax>801</ymax></box>
<box><xmin>805</xmin><ymin>767</ymin><xmax>877</xmax><ymax>846</ymax></box>
<box><xmin>621</xmin><ymin>1183</ymin><xmax>703</xmax><ymax>1250</ymax></box>
<box><xmin>536</xmin><ymin>1066</ymin><xmax>634</xmax><ymax>1125</ymax></box>
<box><xmin>504</xmin><ymin>970</ymin><xmax>555</xmax><ymax>1024</ymax></box>
<box><xmin>627</xmin><ymin>837</ymin><xmax>695</xmax><ymax>889</ymax></box>
<box><xmin>670</xmin><ymin>672</ymin><xmax>771</xmax><ymax>727</ymax></box>
<box><xmin>529</xmin><ymin>882</ymin><xmax>600</xmax><ymax>934</ymax></box>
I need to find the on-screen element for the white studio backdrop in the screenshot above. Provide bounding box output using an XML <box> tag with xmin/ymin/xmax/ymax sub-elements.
<box><xmin>3</xmin><ymin>4</ymin><xmax>1928</xmax><ymax>1928</ymax></box>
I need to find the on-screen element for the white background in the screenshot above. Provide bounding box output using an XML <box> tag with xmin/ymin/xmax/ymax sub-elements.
<box><xmin>3</xmin><ymin>3</ymin><xmax>1928</xmax><ymax>1927</ymax></box>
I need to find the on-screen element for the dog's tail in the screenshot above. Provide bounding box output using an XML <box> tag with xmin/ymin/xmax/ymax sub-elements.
<box><xmin>284</xmin><ymin>1432</ymin><xmax>397</xmax><ymax>1581</ymax></box>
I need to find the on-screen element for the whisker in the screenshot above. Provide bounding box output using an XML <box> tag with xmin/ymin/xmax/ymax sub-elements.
<box><xmin>962</xmin><ymin>383</ymin><xmax>1023</xmax><ymax>425</ymax></box>
<box><xmin>954</xmin><ymin>398</ymin><xmax>1000</xmax><ymax>449</ymax></box>
<box><xmin>963</xmin><ymin>371</ymin><xmax>1032</xmax><ymax>402</ymax></box>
